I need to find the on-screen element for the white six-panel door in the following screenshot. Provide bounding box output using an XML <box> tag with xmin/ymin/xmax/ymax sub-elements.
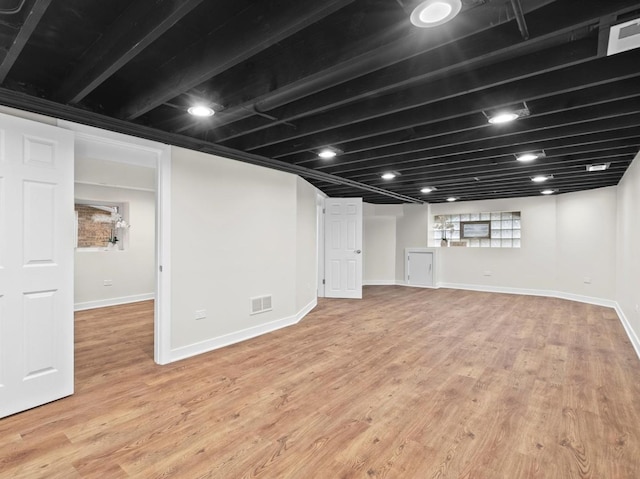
<box><xmin>0</xmin><ymin>113</ymin><xmax>75</xmax><ymax>418</ymax></box>
<box><xmin>324</xmin><ymin>198</ymin><xmax>362</xmax><ymax>299</ymax></box>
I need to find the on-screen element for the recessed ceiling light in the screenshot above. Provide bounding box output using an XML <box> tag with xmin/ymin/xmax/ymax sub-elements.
<box><xmin>188</xmin><ymin>105</ymin><xmax>215</xmax><ymax>117</ymax></box>
<box><xmin>446</xmin><ymin>197</ymin><xmax>457</xmax><ymax>202</ymax></box>
<box><xmin>541</xmin><ymin>189</ymin><xmax>558</xmax><ymax>195</ymax></box>
<box><xmin>420</xmin><ymin>187</ymin><xmax>436</xmax><ymax>193</ymax></box>
<box><xmin>515</xmin><ymin>150</ymin><xmax>546</xmax><ymax>162</ymax></box>
<box><xmin>410</xmin><ymin>0</ymin><xmax>462</xmax><ymax>28</ymax></box>
<box><xmin>381</xmin><ymin>172</ymin><xmax>397</xmax><ymax>180</ymax></box>
<box><xmin>531</xmin><ymin>175</ymin><xmax>553</xmax><ymax>183</ymax></box>
<box><xmin>484</xmin><ymin>103</ymin><xmax>530</xmax><ymax>125</ymax></box>
<box><xmin>318</xmin><ymin>149</ymin><xmax>337</xmax><ymax>159</ymax></box>
<box><xmin>488</xmin><ymin>112</ymin><xmax>520</xmax><ymax>124</ymax></box>
<box><xmin>586</xmin><ymin>162</ymin><xmax>610</xmax><ymax>172</ymax></box>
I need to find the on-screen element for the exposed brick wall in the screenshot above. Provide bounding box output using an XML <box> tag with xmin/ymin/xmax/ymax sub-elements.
<box><xmin>76</xmin><ymin>205</ymin><xmax>113</xmax><ymax>247</ymax></box>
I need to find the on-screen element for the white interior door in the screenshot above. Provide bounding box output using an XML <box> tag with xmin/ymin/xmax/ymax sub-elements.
<box><xmin>0</xmin><ymin>113</ymin><xmax>75</xmax><ymax>418</ymax></box>
<box><xmin>324</xmin><ymin>197</ymin><xmax>362</xmax><ymax>299</ymax></box>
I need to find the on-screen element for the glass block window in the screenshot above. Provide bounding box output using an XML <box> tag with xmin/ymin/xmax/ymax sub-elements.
<box><xmin>433</xmin><ymin>211</ymin><xmax>521</xmax><ymax>248</ymax></box>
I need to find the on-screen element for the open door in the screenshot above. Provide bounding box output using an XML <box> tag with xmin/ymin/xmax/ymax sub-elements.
<box><xmin>324</xmin><ymin>197</ymin><xmax>363</xmax><ymax>299</ymax></box>
<box><xmin>0</xmin><ymin>113</ymin><xmax>75</xmax><ymax>418</ymax></box>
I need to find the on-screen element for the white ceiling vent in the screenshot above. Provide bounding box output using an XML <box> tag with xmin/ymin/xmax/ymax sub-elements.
<box><xmin>607</xmin><ymin>17</ymin><xmax>640</xmax><ymax>56</ymax></box>
<box><xmin>250</xmin><ymin>295</ymin><xmax>273</xmax><ymax>315</ymax></box>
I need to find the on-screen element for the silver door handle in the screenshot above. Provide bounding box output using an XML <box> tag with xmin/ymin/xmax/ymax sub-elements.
<box><xmin>355</xmin><ymin>249</ymin><xmax>362</xmax><ymax>254</ymax></box>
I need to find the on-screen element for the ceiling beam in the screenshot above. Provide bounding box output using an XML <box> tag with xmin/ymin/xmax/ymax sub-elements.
<box><xmin>0</xmin><ymin>86</ymin><xmax>421</xmax><ymax>204</ymax></box>
<box><xmin>247</xmin><ymin>48</ymin><xmax>640</xmax><ymax>158</ymax></box>
<box><xmin>55</xmin><ymin>0</ymin><xmax>205</xmax><ymax>105</ymax></box>
<box><xmin>0</xmin><ymin>0</ymin><xmax>52</xmax><ymax>83</ymax></box>
<box><xmin>307</xmin><ymin>89</ymin><xmax>640</xmax><ymax>171</ymax></box>
<box><xmin>292</xmin><ymin>77</ymin><xmax>640</xmax><ymax>167</ymax></box>
<box><xmin>118</xmin><ymin>0</ymin><xmax>357</xmax><ymax>121</ymax></box>
<box><xmin>166</xmin><ymin>0</ymin><xmax>559</xmax><ymax>136</ymax></box>
<box><xmin>213</xmin><ymin>28</ymin><xmax>597</xmax><ymax>144</ymax></box>
<box><xmin>325</xmin><ymin>119</ymin><xmax>640</xmax><ymax>178</ymax></box>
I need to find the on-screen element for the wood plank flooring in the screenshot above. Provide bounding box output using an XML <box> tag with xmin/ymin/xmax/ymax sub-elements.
<box><xmin>1</xmin><ymin>286</ymin><xmax>640</xmax><ymax>478</ymax></box>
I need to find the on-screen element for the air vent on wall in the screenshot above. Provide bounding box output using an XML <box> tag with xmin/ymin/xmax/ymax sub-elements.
<box><xmin>607</xmin><ymin>17</ymin><xmax>640</xmax><ymax>56</ymax></box>
<box><xmin>250</xmin><ymin>295</ymin><xmax>273</xmax><ymax>315</ymax></box>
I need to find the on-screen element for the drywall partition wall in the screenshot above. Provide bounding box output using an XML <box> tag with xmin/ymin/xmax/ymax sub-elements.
<box><xmin>170</xmin><ymin>147</ymin><xmax>317</xmax><ymax>360</ymax></box>
<box><xmin>296</xmin><ymin>177</ymin><xmax>318</xmax><ymax>312</ymax></box>
<box><xmin>363</xmin><ymin>214</ymin><xmax>396</xmax><ymax>284</ymax></box>
<box><xmin>74</xmin><ymin>183</ymin><xmax>156</xmax><ymax>309</ymax></box>
<box><xmin>432</xmin><ymin>196</ymin><xmax>558</xmax><ymax>291</ymax></box>
<box><xmin>395</xmin><ymin>204</ymin><xmax>430</xmax><ymax>282</ymax></box>
<box><xmin>616</xmin><ymin>153</ymin><xmax>640</xmax><ymax>355</ymax></box>
<box><xmin>556</xmin><ymin>187</ymin><xmax>617</xmax><ymax>300</ymax></box>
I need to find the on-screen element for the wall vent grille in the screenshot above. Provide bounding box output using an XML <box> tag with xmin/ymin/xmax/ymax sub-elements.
<box><xmin>608</xmin><ymin>17</ymin><xmax>640</xmax><ymax>56</ymax></box>
<box><xmin>250</xmin><ymin>295</ymin><xmax>273</xmax><ymax>315</ymax></box>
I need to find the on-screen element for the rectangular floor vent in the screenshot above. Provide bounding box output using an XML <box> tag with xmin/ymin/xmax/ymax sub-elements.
<box><xmin>608</xmin><ymin>17</ymin><xmax>640</xmax><ymax>56</ymax></box>
<box><xmin>250</xmin><ymin>295</ymin><xmax>273</xmax><ymax>315</ymax></box>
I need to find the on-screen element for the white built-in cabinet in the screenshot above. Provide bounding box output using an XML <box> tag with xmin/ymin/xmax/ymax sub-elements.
<box><xmin>405</xmin><ymin>248</ymin><xmax>438</xmax><ymax>288</ymax></box>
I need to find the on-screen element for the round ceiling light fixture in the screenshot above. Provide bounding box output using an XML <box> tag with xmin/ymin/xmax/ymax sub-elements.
<box><xmin>446</xmin><ymin>196</ymin><xmax>457</xmax><ymax>202</ymax></box>
<box><xmin>541</xmin><ymin>189</ymin><xmax>557</xmax><ymax>195</ymax></box>
<box><xmin>188</xmin><ymin>105</ymin><xmax>215</xmax><ymax>117</ymax></box>
<box><xmin>381</xmin><ymin>172</ymin><xmax>397</xmax><ymax>180</ymax></box>
<box><xmin>318</xmin><ymin>149</ymin><xmax>338</xmax><ymax>159</ymax></box>
<box><xmin>410</xmin><ymin>0</ymin><xmax>462</xmax><ymax>28</ymax></box>
<box><xmin>488</xmin><ymin>112</ymin><xmax>520</xmax><ymax>124</ymax></box>
<box><xmin>516</xmin><ymin>153</ymin><xmax>539</xmax><ymax>162</ymax></box>
<box><xmin>420</xmin><ymin>187</ymin><xmax>436</xmax><ymax>193</ymax></box>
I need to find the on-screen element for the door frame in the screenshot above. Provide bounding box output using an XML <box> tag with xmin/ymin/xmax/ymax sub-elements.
<box><xmin>58</xmin><ymin>121</ymin><xmax>172</xmax><ymax>365</ymax></box>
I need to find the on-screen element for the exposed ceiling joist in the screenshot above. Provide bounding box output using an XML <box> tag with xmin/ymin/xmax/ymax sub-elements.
<box><xmin>0</xmin><ymin>0</ymin><xmax>51</xmax><ymax>83</ymax></box>
<box><xmin>55</xmin><ymin>0</ymin><xmax>205</xmax><ymax>104</ymax></box>
<box><xmin>119</xmin><ymin>0</ymin><xmax>357</xmax><ymax>120</ymax></box>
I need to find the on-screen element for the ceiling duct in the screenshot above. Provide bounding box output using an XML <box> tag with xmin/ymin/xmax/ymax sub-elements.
<box><xmin>607</xmin><ymin>17</ymin><xmax>640</xmax><ymax>55</ymax></box>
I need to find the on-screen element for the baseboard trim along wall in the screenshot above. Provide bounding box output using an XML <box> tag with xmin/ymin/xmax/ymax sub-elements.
<box><xmin>615</xmin><ymin>304</ymin><xmax>640</xmax><ymax>361</ymax></box>
<box><xmin>74</xmin><ymin>293</ymin><xmax>155</xmax><ymax>311</ymax></box>
<box><xmin>169</xmin><ymin>298</ymin><xmax>318</xmax><ymax>363</ymax></box>
<box><xmin>363</xmin><ymin>279</ymin><xmax>397</xmax><ymax>286</ymax></box>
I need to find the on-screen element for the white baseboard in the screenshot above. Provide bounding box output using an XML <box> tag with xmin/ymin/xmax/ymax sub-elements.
<box><xmin>363</xmin><ymin>279</ymin><xmax>398</xmax><ymax>286</ymax></box>
<box><xmin>614</xmin><ymin>303</ymin><xmax>640</xmax><ymax>361</ymax></box>
<box><xmin>74</xmin><ymin>293</ymin><xmax>155</xmax><ymax>311</ymax></box>
<box><xmin>169</xmin><ymin>298</ymin><xmax>318</xmax><ymax>363</ymax></box>
<box><xmin>436</xmin><ymin>282</ymin><xmax>617</xmax><ymax>308</ymax></box>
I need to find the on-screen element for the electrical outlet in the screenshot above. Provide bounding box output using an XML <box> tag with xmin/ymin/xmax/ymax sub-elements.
<box><xmin>583</xmin><ymin>277</ymin><xmax>591</xmax><ymax>284</ymax></box>
<box><xmin>103</xmin><ymin>279</ymin><xmax>112</xmax><ymax>286</ymax></box>
<box><xmin>483</xmin><ymin>270</ymin><xmax>492</xmax><ymax>276</ymax></box>
<box><xmin>194</xmin><ymin>310</ymin><xmax>207</xmax><ymax>320</ymax></box>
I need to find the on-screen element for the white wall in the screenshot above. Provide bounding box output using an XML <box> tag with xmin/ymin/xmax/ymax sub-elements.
<box><xmin>74</xmin><ymin>183</ymin><xmax>156</xmax><ymax>309</ymax></box>
<box><xmin>395</xmin><ymin>204</ymin><xmax>430</xmax><ymax>282</ymax></box>
<box><xmin>296</xmin><ymin>177</ymin><xmax>318</xmax><ymax>311</ymax></box>
<box><xmin>616</xmin><ymin>153</ymin><xmax>640</xmax><ymax>354</ymax></box>
<box><xmin>363</xmin><ymin>203</ymin><xmax>397</xmax><ymax>284</ymax></box>
<box><xmin>169</xmin><ymin>147</ymin><xmax>318</xmax><ymax>359</ymax></box>
<box><xmin>431</xmin><ymin>190</ymin><xmax>617</xmax><ymax>301</ymax></box>
<box><xmin>556</xmin><ymin>187</ymin><xmax>617</xmax><ymax>299</ymax></box>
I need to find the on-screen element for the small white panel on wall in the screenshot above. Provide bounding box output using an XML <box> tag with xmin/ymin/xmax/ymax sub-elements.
<box><xmin>23</xmin><ymin>290</ymin><xmax>57</xmax><ymax>380</ymax></box>
<box><xmin>23</xmin><ymin>136</ymin><xmax>56</xmax><ymax>168</ymax></box>
<box><xmin>405</xmin><ymin>248</ymin><xmax>438</xmax><ymax>288</ymax></box>
<box><xmin>23</xmin><ymin>181</ymin><xmax>55</xmax><ymax>265</ymax></box>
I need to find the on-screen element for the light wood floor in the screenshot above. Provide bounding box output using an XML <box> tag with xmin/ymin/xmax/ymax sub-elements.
<box><xmin>1</xmin><ymin>287</ymin><xmax>640</xmax><ymax>478</ymax></box>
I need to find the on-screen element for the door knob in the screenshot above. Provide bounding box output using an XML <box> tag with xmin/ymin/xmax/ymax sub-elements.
<box><xmin>355</xmin><ymin>249</ymin><xmax>362</xmax><ymax>254</ymax></box>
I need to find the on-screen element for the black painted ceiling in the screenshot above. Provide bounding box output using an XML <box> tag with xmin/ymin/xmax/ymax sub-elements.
<box><xmin>0</xmin><ymin>0</ymin><xmax>639</xmax><ymax>203</ymax></box>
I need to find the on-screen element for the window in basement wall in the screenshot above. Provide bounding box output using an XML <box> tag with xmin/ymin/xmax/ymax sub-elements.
<box><xmin>433</xmin><ymin>211</ymin><xmax>521</xmax><ymax>248</ymax></box>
